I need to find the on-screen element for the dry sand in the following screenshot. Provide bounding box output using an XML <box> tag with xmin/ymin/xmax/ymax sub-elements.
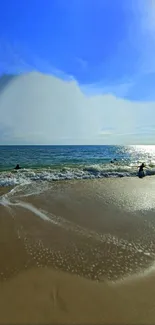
<box><xmin>0</xmin><ymin>178</ymin><xmax>155</xmax><ymax>324</ymax></box>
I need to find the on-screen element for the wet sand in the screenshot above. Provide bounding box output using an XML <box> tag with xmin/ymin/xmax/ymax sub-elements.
<box><xmin>1</xmin><ymin>266</ymin><xmax>155</xmax><ymax>324</ymax></box>
<box><xmin>1</xmin><ymin>178</ymin><xmax>155</xmax><ymax>323</ymax></box>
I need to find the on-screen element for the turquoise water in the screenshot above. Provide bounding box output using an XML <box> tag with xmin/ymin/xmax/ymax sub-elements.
<box><xmin>0</xmin><ymin>145</ymin><xmax>155</xmax><ymax>186</ymax></box>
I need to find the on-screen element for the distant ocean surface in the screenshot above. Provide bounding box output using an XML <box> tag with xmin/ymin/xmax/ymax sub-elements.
<box><xmin>0</xmin><ymin>145</ymin><xmax>155</xmax><ymax>186</ymax></box>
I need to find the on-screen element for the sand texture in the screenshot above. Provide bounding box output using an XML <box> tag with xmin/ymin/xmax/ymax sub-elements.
<box><xmin>0</xmin><ymin>178</ymin><xmax>155</xmax><ymax>324</ymax></box>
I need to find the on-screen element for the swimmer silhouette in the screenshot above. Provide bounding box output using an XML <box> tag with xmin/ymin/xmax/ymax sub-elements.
<box><xmin>138</xmin><ymin>163</ymin><xmax>145</xmax><ymax>178</ymax></box>
<box><xmin>139</xmin><ymin>163</ymin><xmax>145</xmax><ymax>173</ymax></box>
<box><xmin>14</xmin><ymin>164</ymin><xmax>21</xmax><ymax>170</ymax></box>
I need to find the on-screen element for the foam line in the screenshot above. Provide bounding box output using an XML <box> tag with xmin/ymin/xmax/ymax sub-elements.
<box><xmin>0</xmin><ymin>196</ymin><xmax>57</xmax><ymax>224</ymax></box>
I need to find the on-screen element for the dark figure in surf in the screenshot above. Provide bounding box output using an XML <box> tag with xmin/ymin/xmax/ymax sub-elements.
<box><xmin>139</xmin><ymin>163</ymin><xmax>145</xmax><ymax>173</ymax></box>
<box><xmin>14</xmin><ymin>164</ymin><xmax>21</xmax><ymax>170</ymax></box>
<box><xmin>111</xmin><ymin>158</ymin><xmax>117</xmax><ymax>164</ymax></box>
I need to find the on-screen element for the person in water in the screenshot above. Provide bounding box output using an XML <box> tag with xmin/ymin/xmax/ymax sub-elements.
<box><xmin>139</xmin><ymin>163</ymin><xmax>145</xmax><ymax>173</ymax></box>
<box><xmin>110</xmin><ymin>158</ymin><xmax>117</xmax><ymax>164</ymax></box>
<box><xmin>14</xmin><ymin>164</ymin><xmax>21</xmax><ymax>170</ymax></box>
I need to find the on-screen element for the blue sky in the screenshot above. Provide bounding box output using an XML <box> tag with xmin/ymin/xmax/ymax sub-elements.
<box><xmin>0</xmin><ymin>0</ymin><xmax>155</xmax><ymax>100</ymax></box>
<box><xmin>0</xmin><ymin>0</ymin><xmax>155</xmax><ymax>144</ymax></box>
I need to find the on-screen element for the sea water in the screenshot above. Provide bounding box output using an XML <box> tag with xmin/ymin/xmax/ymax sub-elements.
<box><xmin>0</xmin><ymin>145</ymin><xmax>155</xmax><ymax>186</ymax></box>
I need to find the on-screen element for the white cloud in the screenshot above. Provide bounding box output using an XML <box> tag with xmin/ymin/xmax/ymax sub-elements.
<box><xmin>82</xmin><ymin>80</ymin><xmax>135</xmax><ymax>98</ymax></box>
<box><xmin>0</xmin><ymin>71</ymin><xmax>155</xmax><ymax>145</ymax></box>
<box><xmin>99</xmin><ymin>130</ymin><xmax>113</xmax><ymax>136</ymax></box>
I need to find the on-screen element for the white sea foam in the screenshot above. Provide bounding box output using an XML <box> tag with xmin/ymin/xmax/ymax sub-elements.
<box><xmin>12</xmin><ymin>201</ymin><xmax>57</xmax><ymax>223</ymax></box>
<box><xmin>1</xmin><ymin>183</ymin><xmax>154</xmax><ymax>284</ymax></box>
<box><xmin>1</xmin><ymin>193</ymin><xmax>153</xmax><ymax>266</ymax></box>
<box><xmin>0</xmin><ymin>193</ymin><xmax>58</xmax><ymax>224</ymax></box>
<box><xmin>0</xmin><ymin>193</ymin><xmax>138</xmax><ymax>252</ymax></box>
<box><xmin>1</xmin><ymin>163</ymin><xmax>155</xmax><ymax>187</ymax></box>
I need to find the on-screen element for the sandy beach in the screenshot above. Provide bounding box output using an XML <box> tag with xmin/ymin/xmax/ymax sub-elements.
<box><xmin>1</xmin><ymin>177</ymin><xmax>155</xmax><ymax>324</ymax></box>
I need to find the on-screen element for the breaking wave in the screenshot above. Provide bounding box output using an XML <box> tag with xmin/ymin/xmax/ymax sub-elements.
<box><xmin>0</xmin><ymin>162</ymin><xmax>155</xmax><ymax>187</ymax></box>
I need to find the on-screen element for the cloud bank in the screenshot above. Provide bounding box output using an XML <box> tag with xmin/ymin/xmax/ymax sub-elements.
<box><xmin>0</xmin><ymin>72</ymin><xmax>155</xmax><ymax>145</ymax></box>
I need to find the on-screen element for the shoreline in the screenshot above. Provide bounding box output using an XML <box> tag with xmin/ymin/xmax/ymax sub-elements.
<box><xmin>0</xmin><ymin>163</ymin><xmax>155</xmax><ymax>187</ymax></box>
<box><xmin>1</xmin><ymin>177</ymin><xmax>155</xmax><ymax>281</ymax></box>
<box><xmin>1</xmin><ymin>177</ymin><xmax>155</xmax><ymax>323</ymax></box>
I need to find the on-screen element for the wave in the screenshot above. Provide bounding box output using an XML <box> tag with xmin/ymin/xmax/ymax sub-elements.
<box><xmin>0</xmin><ymin>163</ymin><xmax>155</xmax><ymax>187</ymax></box>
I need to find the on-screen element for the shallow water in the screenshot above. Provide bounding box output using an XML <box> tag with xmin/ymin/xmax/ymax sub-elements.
<box><xmin>1</xmin><ymin>178</ymin><xmax>155</xmax><ymax>282</ymax></box>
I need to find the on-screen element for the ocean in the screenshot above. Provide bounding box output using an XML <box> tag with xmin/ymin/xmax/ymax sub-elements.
<box><xmin>0</xmin><ymin>145</ymin><xmax>155</xmax><ymax>186</ymax></box>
